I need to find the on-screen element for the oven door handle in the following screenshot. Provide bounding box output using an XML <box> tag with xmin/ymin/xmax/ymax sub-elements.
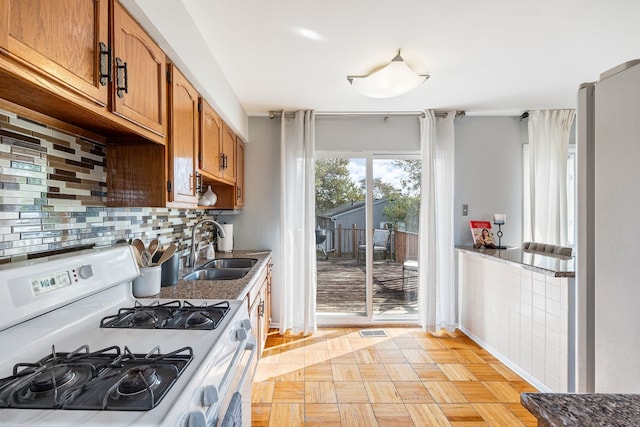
<box><xmin>233</xmin><ymin>334</ymin><xmax>257</xmax><ymax>395</ymax></box>
<box><xmin>205</xmin><ymin>330</ymin><xmax>256</xmax><ymax>422</ymax></box>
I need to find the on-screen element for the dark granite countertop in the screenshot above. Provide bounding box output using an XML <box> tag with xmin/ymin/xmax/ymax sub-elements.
<box><xmin>456</xmin><ymin>246</ymin><xmax>575</xmax><ymax>278</ymax></box>
<box><xmin>155</xmin><ymin>250</ymin><xmax>272</xmax><ymax>301</ymax></box>
<box><xmin>521</xmin><ymin>393</ymin><xmax>640</xmax><ymax>426</ymax></box>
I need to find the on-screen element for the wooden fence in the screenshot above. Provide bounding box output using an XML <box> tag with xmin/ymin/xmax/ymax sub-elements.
<box><xmin>319</xmin><ymin>225</ymin><xmax>418</xmax><ymax>263</ymax></box>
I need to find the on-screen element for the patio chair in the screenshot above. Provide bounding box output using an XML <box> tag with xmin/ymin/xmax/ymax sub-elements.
<box><xmin>316</xmin><ymin>228</ymin><xmax>328</xmax><ymax>260</ymax></box>
<box><xmin>402</xmin><ymin>258</ymin><xmax>418</xmax><ymax>290</ymax></box>
<box><xmin>357</xmin><ymin>228</ymin><xmax>390</xmax><ymax>262</ymax></box>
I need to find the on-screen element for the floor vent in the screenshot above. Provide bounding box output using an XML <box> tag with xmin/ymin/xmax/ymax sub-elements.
<box><xmin>359</xmin><ymin>329</ymin><xmax>387</xmax><ymax>338</ymax></box>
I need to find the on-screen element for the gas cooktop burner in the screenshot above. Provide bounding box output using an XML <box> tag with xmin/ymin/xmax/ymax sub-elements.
<box><xmin>99</xmin><ymin>300</ymin><xmax>230</xmax><ymax>330</ymax></box>
<box><xmin>30</xmin><ymin>365</ymin><xmax>76</xmax><ymax>393</ymax></box>
<box><xmin>0</xmin><ymin>344</ymin><xmax>192</xmax><ymax>411</ymax></box>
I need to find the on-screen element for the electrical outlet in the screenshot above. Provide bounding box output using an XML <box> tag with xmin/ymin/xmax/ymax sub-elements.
<box><xmin>462</xmin><ymin>204</ymin><xmax>469</xmax><ymax>216</ymax></box>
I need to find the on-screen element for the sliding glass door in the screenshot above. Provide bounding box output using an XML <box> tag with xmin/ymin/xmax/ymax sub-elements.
<box><xmin>371</xmin><ymin>158</ymin><xmax>420</xmax><ymax>320</ymax></box>
<box><xmin>315</xmin><ymin>154</ymin><xmax>420</xmax><ymax>322</ymax></box>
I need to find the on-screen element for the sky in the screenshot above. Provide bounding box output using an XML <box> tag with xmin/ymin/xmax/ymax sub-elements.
<box><xmin>346</xmin><ymin>159</ymin><xmax>411</xmax><ymax>191</ymax></box>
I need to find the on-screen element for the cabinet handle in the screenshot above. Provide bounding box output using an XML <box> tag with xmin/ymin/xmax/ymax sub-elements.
<box><xmin>222</xmin><ymin>154</ymin><xmax>228</xmax><ymax>169</ymax></box>
<box><xmin>258</xmin><ymin>300</ymin><xmax>264</xmax><ymax>317</ymax></box>
<box><xmin>99</xmin><ymin>42</ymin><xmax>111</xmax><ymax>86</ymax></box>
<box><xmin>115</xmin><ymin>57</ymin><xmax>128</xmax><ymax>98</ymax></box>
<box><xmin>237</xmin><ymin>187</ymin><xmax>241</xmax><ymax>200</ymax></box>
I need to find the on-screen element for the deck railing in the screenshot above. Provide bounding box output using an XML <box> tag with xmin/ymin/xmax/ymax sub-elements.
<box><xmin>319</xmin><ymin>226</ymin><xmax>418</xmax><ymax>263</ymax></box>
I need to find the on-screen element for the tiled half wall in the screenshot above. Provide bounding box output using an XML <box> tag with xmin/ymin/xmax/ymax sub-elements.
<box><xmin>0</xmin><ymin>109</ymin><xmax>215</xmax><ymax>263</ymax></box>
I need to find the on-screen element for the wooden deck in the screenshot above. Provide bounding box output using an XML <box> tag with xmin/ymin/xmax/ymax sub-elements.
<box><xmin>316</xmin><ymin>258</ymin><xmax>418</xmax><ymax>316</ymax></box>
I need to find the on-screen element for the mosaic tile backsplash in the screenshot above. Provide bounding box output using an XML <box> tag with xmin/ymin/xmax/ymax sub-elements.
<box><xmin>0</xmin><ymin>109</ymin><xmax>217</xmax><ymax>264</ymax></box>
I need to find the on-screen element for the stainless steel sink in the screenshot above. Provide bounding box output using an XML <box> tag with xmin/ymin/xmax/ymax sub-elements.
<box><xmin>182</xmin><ymin>268</ymin><xmax>251</xmax><ymax>281</ymax></box>
<box><xmin>200</xmin><ymin>258</ymin><xmax>258</xmax><ymax>269</ymax></box>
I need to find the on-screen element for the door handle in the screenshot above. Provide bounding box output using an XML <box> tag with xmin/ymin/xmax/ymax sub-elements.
<box><xmin>115</xmin><ymin>57</ymin><xmax>128</xmax><ymax>98</ymax></box>
<box><xmin>99</xmin><ymin>42</ymin><xmax>111</xmax><ymax>86</ymax></box>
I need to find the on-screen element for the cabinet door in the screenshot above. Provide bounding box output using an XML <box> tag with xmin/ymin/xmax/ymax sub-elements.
<box><xmin>221</xmin><ymin>123</ymin><xmax>236</xmax><ymax>183</ymax></box>
<box><xmin>112</xmin><ymin>0</ymin><xmax>166</xmax><ymax>138</ymax></box>
<box><xmin>235</xmin><ymin>139</ymin><xmax>245</xmax><ymax>207</ymax></box>
<box><xmin>199</xmin><ymin>99</ymin><xmax>223</xmax><ymax>179</ymax></box>
<box><xmin>0</xmin><ymin>0</ymin><xmax>109</xmax><ymax>106</ymax></box>
<box><xmin>168</xmin><ymin>65</ymin><xmax>198</xmax><ymax>206</ymax></box>
<box><xmin>260</xmin><ymin>271</ymin><xmax>271</xmax><ymax>351</ymax></box>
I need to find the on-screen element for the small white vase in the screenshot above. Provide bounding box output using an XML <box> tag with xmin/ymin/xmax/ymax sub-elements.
<box><xmin>199</xmin><ymin>186</ymin><xmax>217</xmax><ymax>206</ymax></box>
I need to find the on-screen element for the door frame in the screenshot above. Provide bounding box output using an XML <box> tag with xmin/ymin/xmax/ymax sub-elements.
<box><xmin>315</xmin><ymin>151</ymin><xmax>420</xmax><ymax>326</ymax></box>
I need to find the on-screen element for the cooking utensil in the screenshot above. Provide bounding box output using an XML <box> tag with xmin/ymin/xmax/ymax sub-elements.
<box><xmin>153</xmin><ymin>243</ymin><xmax>177</xmax><ymax>266</ymax></box>
<box><xmin>141</xmin><ymin>250</ymin><xmax>153</xmax><ymax>267</ymax></box>
<box><xmin>132</xmin><ymin>238</ymin><xmax>145</xmax><ymax>255</ymax></box>
<box><xmin>147</xmin><ymin>238</ymin><xmax>159</xmax><ymax>258</ymax></box>
<box><xmin>131</xmin><ymin>246</ymin><xmax>145</xmax><ymax>268</ymax></box>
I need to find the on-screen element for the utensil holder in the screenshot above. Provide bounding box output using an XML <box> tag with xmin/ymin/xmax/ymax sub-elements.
<box><xmin>132</xmin><ymin>266</ymin><xmax>162</xmax><ymax>297</ymax></box>
<box><xmin>152</xmin><ymin>251</ymin><xmax>180</xmax><ymax>287</ymax></box>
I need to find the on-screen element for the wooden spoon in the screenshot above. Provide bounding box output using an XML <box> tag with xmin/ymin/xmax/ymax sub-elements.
<box><xmin>131</xmin><ymin>238</ymin><xmax>145</xmax><ymax>255</ymax></box>
<box><xmin>147</xmin><ymin>238</ymin><xmax>159</xmax><ymax>258</ymax></box>
<box><xmin>131</xmin><ymin>245</ymin><xmax>145</xmax><ymax>268</ymax></box>
<box><xmin>153</xmin><ymin>243</ymin><xmax>177</xmax><ymax>266</ymax></box>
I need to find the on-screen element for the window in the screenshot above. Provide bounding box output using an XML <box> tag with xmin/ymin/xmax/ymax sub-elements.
<box><xmin>566</xmin><ymin>148</ymin><xmax>576</xmax><ymax>246</ymax></box>
<box><xmin>523</xmin><ymin>144</ymin><xmax>576</xmax><ymax>245</ymax></box>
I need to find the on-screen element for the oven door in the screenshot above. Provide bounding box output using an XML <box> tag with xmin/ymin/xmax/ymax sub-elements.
<box><xmin>216</xmin><ymin>332</ymin><xmax>257</xmax><ymax>427</ymax></box>
<box><xmin>185</xmin><ymin>327</ymin><xmax>257</xmax><ymax>427</ymax></box>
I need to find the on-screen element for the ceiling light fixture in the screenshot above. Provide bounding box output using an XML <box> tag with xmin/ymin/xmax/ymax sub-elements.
<box><xmin>347</xmin><ymin>50</ymin><xmax>429</xmax><ymax>99</ymax></box>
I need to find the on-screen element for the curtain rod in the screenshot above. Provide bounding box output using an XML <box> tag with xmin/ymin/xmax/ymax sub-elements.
<box><xmin>268</xmin><ymin>110</ymin><xmax>465</xmax><ymax>119</ymax></box>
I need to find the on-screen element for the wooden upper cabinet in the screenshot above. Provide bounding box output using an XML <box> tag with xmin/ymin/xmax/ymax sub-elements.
<box><xmin>235</xmin><ymin>139</ymin><xmax>245</xmax><ymax>208</ymax></box>
<box><xmin>199</xmin><ymin>99</ymin><xmax>223</xmax><ymax>180</ymax></box>
<box><xmin>0</xmin><ymin>0</ymin><xmax>109</xmax><ymax>106</ymax></box>
<box><xmin>168</xmin><ymin>64</ymin><xmax>198</xmax><ymax>206</ymax></box>
<box><xmin>221</xmin><ymin>122</ymin><xmax>236</xmax><ymax>184</ymax></box>
<box><xmin>111</xmin><ymin>0</ymin><xmax>166</xmax><ymax>138</ymax></box>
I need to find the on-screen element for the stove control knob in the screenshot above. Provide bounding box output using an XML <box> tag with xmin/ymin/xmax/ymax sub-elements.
<box><xmin>187</xmin><ymin>409</ymin><xmax>206</xmax><ymax>427</ymax></box>
<box><xmin>202</xmin><ymin>385</ymin><xmax>218</xmax><ymax>407</ymax></box>
<box><xmin>241</xmin><ymin>318</ymin><xmax>252</xmax><ymax>331</ymax></box>
<box><xmin>77</xmin><ymin>265</ymin><xmax>93</xmax><ymax>279</ymax></box>
<box><xmin>235</xmin><ymin>328</ymin><xmax>248</xmax><ymax>341</ymax></box>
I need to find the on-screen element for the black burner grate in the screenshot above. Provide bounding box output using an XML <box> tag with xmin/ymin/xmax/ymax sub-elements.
<box><xmin>0</xmin><ymin>344</ymin><xmax>192</xmax><ymax>411</ymax></box>
<box><xmin>100</xmin><ymin>300</ymin><xmax>230</xmax><ymax>330</ymax></box>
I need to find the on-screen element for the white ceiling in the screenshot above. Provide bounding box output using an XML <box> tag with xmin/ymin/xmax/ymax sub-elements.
<box><xmin>139</xmin><ymin>0</ymin><xmax>640</xmax><ymax>117</ymax></box>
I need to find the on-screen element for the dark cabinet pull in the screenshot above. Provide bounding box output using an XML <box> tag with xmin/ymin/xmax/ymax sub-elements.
<box><xmin>220</xmin><ymin>154</ymin><xmax>228</xmax><ymax>170</ymax></box>
<box><xmin>237</xmin><ymin>187</ymin><xmax>241</xmax><ymax>200</ymax></box>
<box><xmin>115</xmin><ymin>57</ymin><xmax>128</xmax><ymax>98</ymax></box>
<box><xmin>98</xmin><ymin>42</ymin><xmax>111</xmax><ymax>86</ymax></box>
<box><xmin>258</xmin><ymin>300</ymin><xmax>264</xmax><ymax>317</ymax></box>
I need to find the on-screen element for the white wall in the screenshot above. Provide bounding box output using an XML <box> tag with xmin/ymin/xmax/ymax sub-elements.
<box><xmin>222</xmin><ymin>117</ymin><xmax>282</xmax><ymax>319</ymax></box>
<box><xmin>316</xmin><ymin>115</ymin><xmax>420</xmax><ymax>152</ymax></box>
<box><xmin>233</xmin><ymin>115</ymin><xmax>527</xmax><ymax>324</ymax></box>
<box><xmin>454</xmin><ymin>117</ymin><xmax>526</xmax><ymax>247</ymax></box>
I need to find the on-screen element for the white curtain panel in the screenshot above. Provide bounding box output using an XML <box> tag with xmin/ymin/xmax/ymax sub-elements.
<box><xmin>526</xmin><ymin>110</ymin><xmax>576</xmax><ymax>245</ymax></box>
<box><xmin>279</xmin><ymin>110</ymin><xmax>317</xmax><ymax>335</ymax></box>
<box><xmin>418</xmin><ymin>110</ymin><xmax>456</xmax><ymax>333</ymax></box>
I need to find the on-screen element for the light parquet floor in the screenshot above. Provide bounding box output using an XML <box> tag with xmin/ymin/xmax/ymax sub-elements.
<box><xmin>251</xmin><ymin>327</ymin><xmax>538</xmax><ymax>426</ymax></box>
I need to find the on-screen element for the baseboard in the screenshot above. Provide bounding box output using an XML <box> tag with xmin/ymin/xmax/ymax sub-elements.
<box><xmin>458</xmin><ymin>326</ymin><xmax>552</xmax><ymax>393</ymax></box>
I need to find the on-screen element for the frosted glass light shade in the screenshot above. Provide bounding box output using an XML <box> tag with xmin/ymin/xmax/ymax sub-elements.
<box><xmin>348</xmin><ymin>53</ymin><xmax>429</xmax><ymax>98</ymax></box>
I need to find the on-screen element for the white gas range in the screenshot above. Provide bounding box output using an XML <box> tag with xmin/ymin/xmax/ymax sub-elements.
<box><xmin>0</xmin><ymin>245</ymin><xmax>256</xmax><ymax>427</ymax></box>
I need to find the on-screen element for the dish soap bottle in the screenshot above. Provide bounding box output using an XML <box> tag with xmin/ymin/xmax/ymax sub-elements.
<box><xmin>205</xmin><ymin>242</ymin><xmax>215</xmax><ymax>260</ymax></box>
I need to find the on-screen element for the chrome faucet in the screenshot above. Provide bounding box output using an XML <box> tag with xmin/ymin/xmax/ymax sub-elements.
<box><xmin>187</xmin><ymin>219</ymin><xmax>226</xmax><ymax>267</ymax></box>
